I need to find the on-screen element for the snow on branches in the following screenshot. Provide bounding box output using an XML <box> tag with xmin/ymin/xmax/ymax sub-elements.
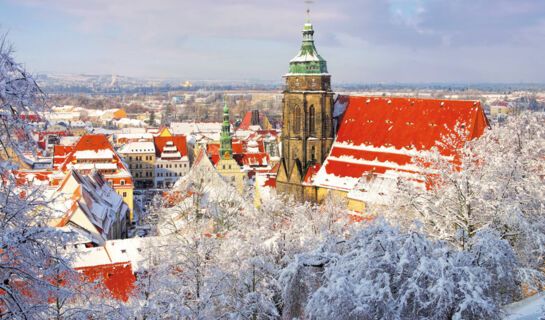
<box><xmin>281</xmin><ymin>220</ymin><xmax>506</xmax><ymax>320</ymax></box>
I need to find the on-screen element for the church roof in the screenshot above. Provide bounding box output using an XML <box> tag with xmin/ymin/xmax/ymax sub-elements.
<box><xmin>312</xmin><ymin>96</ymin><xmax>489</xmax><ymax>194</ymax></box>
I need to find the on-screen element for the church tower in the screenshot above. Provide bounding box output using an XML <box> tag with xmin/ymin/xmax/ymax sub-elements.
<box><xmin>276</xmin><ymin>10</ymin><xmax>335</xmax><ymax>200</ymax></box>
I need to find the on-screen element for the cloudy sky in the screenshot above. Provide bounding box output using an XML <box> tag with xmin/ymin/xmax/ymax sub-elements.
<box><xmin>1</xmin><ymin>0</ymin><xmax>544</xmax><ymax>83</ymax></box>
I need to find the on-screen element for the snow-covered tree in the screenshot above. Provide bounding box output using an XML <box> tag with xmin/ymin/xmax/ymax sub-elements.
<box><xmin>280</xmin><ymin>220</ymin><xmax>503</xmax><ymax>320</ymax></box>
<box><xmin>385</xmin><ymin>113</ymin><xmax>545</xmax><ymax>294</ymax></box>
<box><xmin>0</xmin><ymin>34</ymin><xmax>80</xmax><ymax>319</ymax></box>
<box><xmin>0</xmin><ymin>35</ymin><xmax>43</xmax><ymax>163</ymax></box>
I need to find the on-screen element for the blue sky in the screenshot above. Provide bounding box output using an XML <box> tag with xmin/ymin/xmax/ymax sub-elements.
<box><xmin>1</xmin><ymin>0</ymin><xmax>544</xmax><ymax>83</ymax></box>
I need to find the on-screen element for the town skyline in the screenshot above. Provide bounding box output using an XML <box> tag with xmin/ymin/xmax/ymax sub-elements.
<box><xmin>2</xmin><ymin>0</ymin><xmax>545</xmax><ymax>83</ymax></box>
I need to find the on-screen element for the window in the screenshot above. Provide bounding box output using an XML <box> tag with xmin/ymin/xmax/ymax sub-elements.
<box><xmin>309</xmin><ymin>105</ymin><xmax>315</xmax><ymax>133</ymax></box>
<box><xmin>120</xmin><ymin>179</ymin><xmax>125</xmax><ymax>185</ymax></box>
<box><xmin>293</xmin><ymin>105</ymin><xmax>301</xmax><ymax>134</ymax></box>
<box><xmin>123</xmin><ymin>192</ymin><xmax>127</xmax><ymax>197</ymax></box>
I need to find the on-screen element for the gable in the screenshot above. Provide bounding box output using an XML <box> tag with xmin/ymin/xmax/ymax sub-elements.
<box><xmin>276</xmin><ymin>160</ymin><xmax>288</xmax><ymax>183</ymax></box>
<box><xmin>288</xmin><ymin>160</ymin><xmax>302</xmax><ymax>183</ymax></box>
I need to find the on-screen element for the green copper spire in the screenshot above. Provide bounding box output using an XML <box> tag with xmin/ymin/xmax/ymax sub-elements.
<box><xmin>288</xmin><ymin>9</ymin><xmax>328</xmax><ymax>75</ymax></box>
<box><xmin>219</xmin><ymin>97</ymin><xmax>233</xmax><ymax>160</ymax></box>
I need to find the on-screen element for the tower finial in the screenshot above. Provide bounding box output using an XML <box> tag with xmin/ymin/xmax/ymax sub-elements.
<box><xmin>307</xmin><ymin>8</ymin><xmax>310</xmax><ymax>23</ymax></box>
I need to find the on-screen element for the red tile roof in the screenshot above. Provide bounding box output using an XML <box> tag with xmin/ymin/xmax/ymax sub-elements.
<box><xmin>303</xmin><ymin>164</ymin><xmax>321</xmax><ymax>185</ymax></box>
<box><xmin>233</xmin><ymin>152</ymin><xmax>270</xmax><ymax>167</ymax></box>
<box><xmin>75</xmin><ymin>262</ymin><xmax>135</xmax><ymax>302</ymax></box>
<box><xmin>238</xmin><ymin>111</ymin><xmax>265</xmax><ymax>130</ymax></box>
<box><xmin>53</xmin><ymin>145</ymin><xmax>75</xmax><ymax>169</ymax></box>
<box><xmin>59</xmin><ymin>135</ymin><xmax>133</xmax><ymax>187</ymax></box>
<box><xmin>154</xmin><ymin>135</ymin><xmax>188</xmax><ymax>157</ymax></box>
<box><xmin>206</xmin><ymin>140</ymin><xmax>244</xmax><ymax>165</ymax></box>
<box><xmin>313</xmin><ymin>96</ymin><xmax>489</xmax><ymax>192</ymax></box>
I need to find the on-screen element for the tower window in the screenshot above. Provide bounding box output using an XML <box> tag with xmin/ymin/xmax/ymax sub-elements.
<box><xmin>309</xmin><ymin>105</ymin><xmax>315</xmax><ymax>134</ymax></box>
<box><xmin>293</xmin><ymin>105</ymin><xmax>301</xmax><ymax>134</ymax></box>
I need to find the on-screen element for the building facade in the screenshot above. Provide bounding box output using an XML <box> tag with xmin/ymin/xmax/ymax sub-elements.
<box><xmin>276</xmin><ymin>14</ymin><xmax>335</xmax><ymax>200</ymax></box>
<box><xmin>118</xmin><ymin>141</ymin><xmax>156</xmax><ymax>189</ymax></box>
<box><xmin>154</xmin><ymin>136</ymin><xmax>190</xmax><ymax>188</ymax></box>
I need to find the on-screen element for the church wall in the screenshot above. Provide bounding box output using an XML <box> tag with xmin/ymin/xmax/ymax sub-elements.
<box><xmin>316</xmin><ymin>187</ymin><xmax>347</xmax><ymax>203</ymax></box>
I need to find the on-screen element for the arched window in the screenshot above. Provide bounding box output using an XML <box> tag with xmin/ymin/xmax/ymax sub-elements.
<box><xmin>309</xmin><ymin>105</ymin><xmax>315</xmax><ymax>134</ymax></box>
<box><xmin>293</xmin><ymin>105</ymin><xmax>301</xmax><ymax>134</ymax></box>
<box><xmin>311</xmin><ymin>146</ymin><xmax>316</xmax><ymax>162</ymax></box>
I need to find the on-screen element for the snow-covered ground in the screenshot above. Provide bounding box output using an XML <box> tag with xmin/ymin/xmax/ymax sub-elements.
<box><xmin>503</xmin><ymin>292</ymin><xmax>544</xmax><ymax>320</ymax></box>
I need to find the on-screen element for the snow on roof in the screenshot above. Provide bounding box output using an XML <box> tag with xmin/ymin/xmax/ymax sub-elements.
<box><xmin>346</xmin><ymin>171</ymin><xmax>422</xmax><ymax>207</ymax></box>
<box><xmin>116</xmin><ymin>133</ymin><xmax>153</xmax><ymax>140</ymax></box>
<box><xmin>73</xmin><ymin>163</ymin><xmax>118</xmax><ymax>171</ymax></box>
<box><xmin>74</xmin><ymin>149</ymin><xmax>115</xmax><ymax>160</ymax></box>
<box><xmin>53</xmin><ymin>170</ymin><xmax>128</xmax><ymax>241</ymax></box>
<box><xmin>115</xmin><ymin>118</ymin><xmax>144</xmax><ymax>127</ymax></box>
<box><xmin>60</xmin><ymin>134</ymin><xmax>131</xmax><ymax>182</ymax></box>
<box><xmin>59</xmin><ymin>136</ymin><xmax>80</xmax><ymax>146</ymax></box>
<box><xmin>65</xmin><ymin>236</ymin><xmax>172</xmax><ymax>273</ymax></box>
<box><xmin>118</xmin><ymin>141</ymin><xmax>156</xmax><ymax>154</ymax></box>
<box><xmin>290</xmin><ymin>51</ymin><xmax>322</xmax><ymax>63</ymax></box>
<box><xmin>170</xmin><ymin>121</ymin><xmax>229</xmax><ymax>136</ymax></box>
<box><xmin>312</xmin><ymin>95</ymin><xmax>489</xmax><ymax>200</ymax></box>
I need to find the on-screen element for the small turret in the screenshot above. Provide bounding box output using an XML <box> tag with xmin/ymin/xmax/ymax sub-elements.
<box><xmin>219</xmin><ymin>97</ymin><xmax>233</xmax><ymax>159</ymax></box>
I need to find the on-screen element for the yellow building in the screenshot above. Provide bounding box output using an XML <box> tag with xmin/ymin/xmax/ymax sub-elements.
<box><xmin>215</xmin><ymin>157</ymin><xmax>246</xmax><ymax>194</ymax></box>
<box><xmin>118</xmin><ymin>141</ymin><xmax>156</xmax><ymax>189</ymax></box>
<box><xmin>214</xmin><ymin>99</ymin><xmax>248</xmax><ymax>193</ymax></box>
